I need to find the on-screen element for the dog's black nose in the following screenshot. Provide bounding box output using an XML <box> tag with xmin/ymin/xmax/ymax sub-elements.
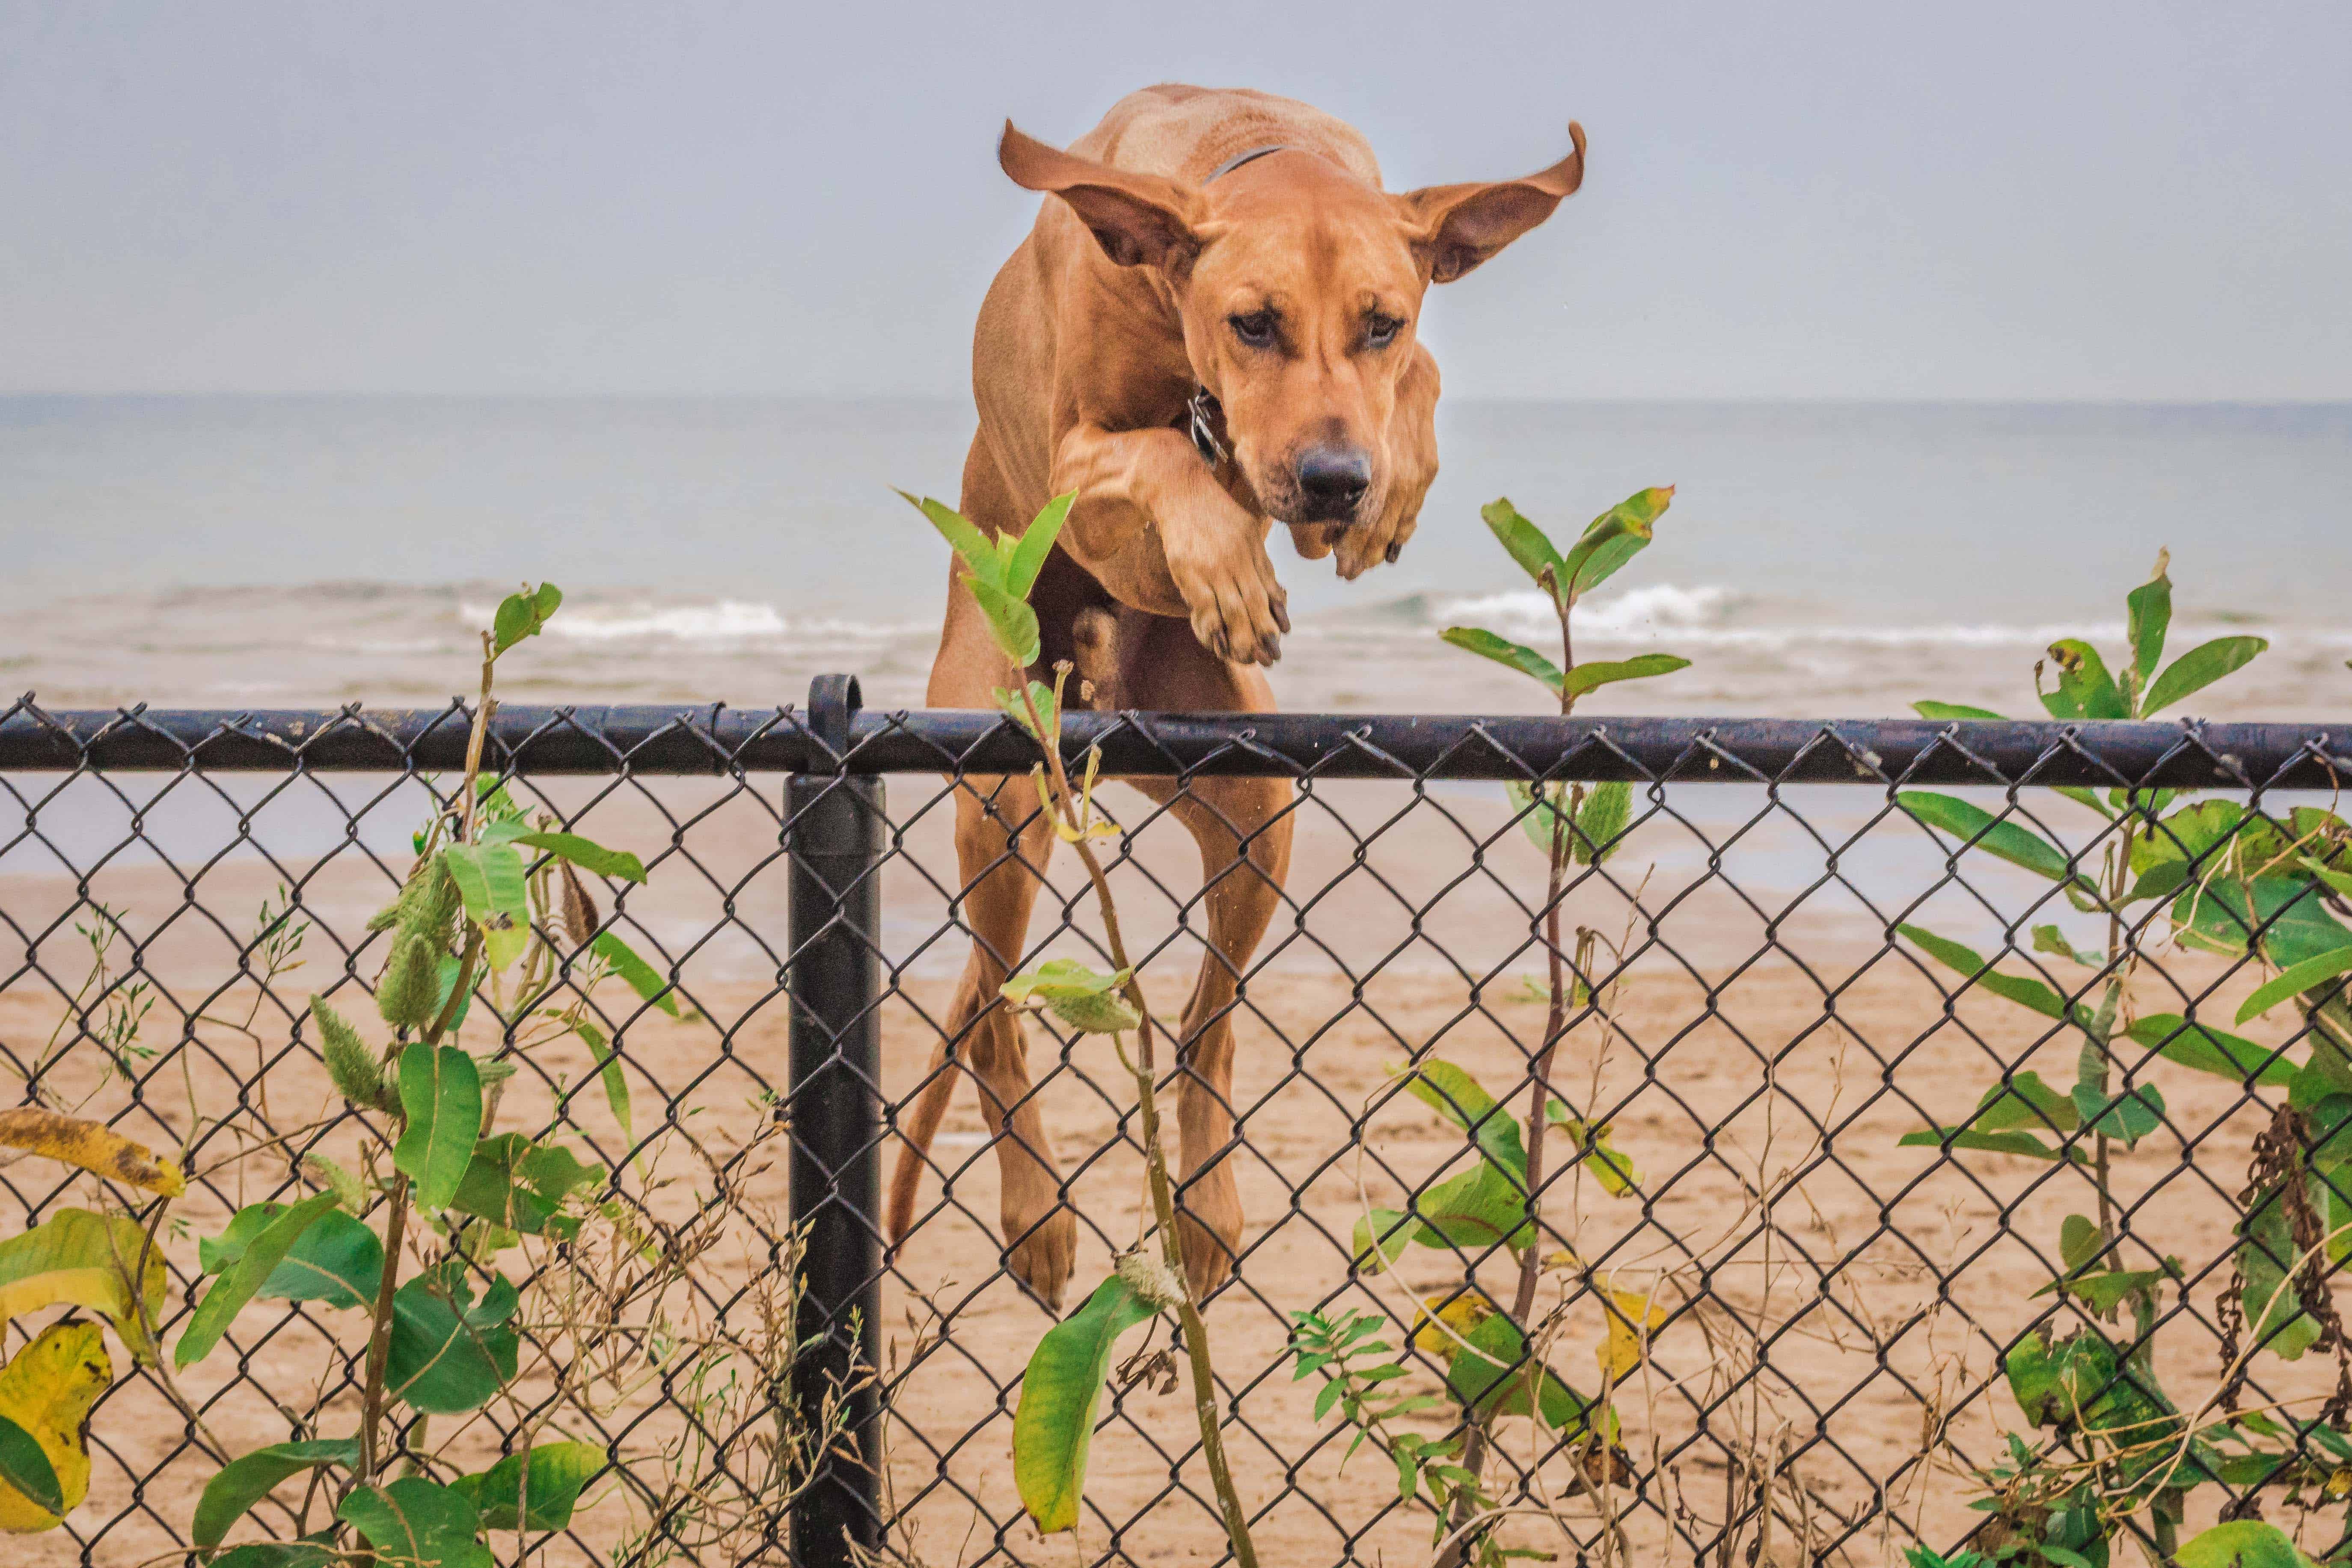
<box><xmin>1295</xmin><ymin>446</ymin><xmax>1370</xmax><ymax>517</ymax></box>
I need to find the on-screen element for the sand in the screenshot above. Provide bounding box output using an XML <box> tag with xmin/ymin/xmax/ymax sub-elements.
<box><xmin>0</xmin><ymin>769</ymin><xmax>2329</xmax><ymax>1566</ymax></box>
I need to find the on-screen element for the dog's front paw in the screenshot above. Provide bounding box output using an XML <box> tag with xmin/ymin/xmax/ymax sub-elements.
<box><xmin>1164</xmin><ymin>518</ymin><xmax>1290</xmax><ymax>665</ymax></box>
<box><xmin>1004</xmin><ymin>1207</ymin><xmax>1077</xmax><ymax>1310</ymax></box>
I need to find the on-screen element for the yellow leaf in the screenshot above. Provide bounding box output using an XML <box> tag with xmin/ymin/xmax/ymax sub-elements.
<box><xmin>1596</xmin><ymin>1286</ymin><xmax>1667</xmax><ymax>1381</ymax></box>
<box><xmin>0</xmin><ymin>1322</ymin><xmax>109</xmax><ymax>1531</ymax></box>
<box><xmin>1410</xmin><ymin>1291</ymin><xmax>1497</xmax><ymax>1356</ymax></box>
<box><xmin>0</xmin><ymin>1211</ymin><xmax>168</xmax><ymax>1364</ymax></box>
<box><xmin>0</xmin><ymin>1110</ymin><xmax>183</xmax><ymax>1198</ymax></box>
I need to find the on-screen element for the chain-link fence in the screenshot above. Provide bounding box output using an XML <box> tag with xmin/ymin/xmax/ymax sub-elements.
<box><xmin>3</xmin><ymin>686</ymin><xmax>2350</xmax><ymax>1568</ymax></box>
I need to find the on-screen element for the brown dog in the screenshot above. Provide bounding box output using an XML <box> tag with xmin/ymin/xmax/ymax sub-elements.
<box><xmin>888</xmin><ymin>85</ymin><xmax>1586</xmax><ymax>1306</ymax></box>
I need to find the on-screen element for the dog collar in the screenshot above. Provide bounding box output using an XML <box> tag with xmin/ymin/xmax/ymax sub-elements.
<box><xmin>1205</xmin><ymin>143</ymin><xmax>1290</xmax><ymax>182</ymax></box>
<box><xmin>1187</xmin><ymin>387</ymin><xmax>1229</xmax><ymax>466</ymax></box>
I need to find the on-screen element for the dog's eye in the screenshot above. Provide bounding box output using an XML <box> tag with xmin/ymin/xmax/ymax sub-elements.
<box><xmin>1365</xmin><ymin>313</ymin><xmax>1404</xmax><ymax>348</ymax></box>
<box><xmin>1229</xmin><ymin>311</ymin><xmax>1277</xmax><ymax>348</ymax></box>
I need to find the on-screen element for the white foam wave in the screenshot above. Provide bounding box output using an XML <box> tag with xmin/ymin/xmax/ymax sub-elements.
<box><xmin>1419</xmin><ymin>587</ymin><xmax>2347</xmax><ymax>654</ymax></box>
<box><xmin>1437</xmin><ymin>583</ymin><xmax>1737</xmax><ymax>640</ymax></box>
<box><xmin>453</xmin><ymin>598</ymin><xmax>932</xmax><ymax>644</ymax></box>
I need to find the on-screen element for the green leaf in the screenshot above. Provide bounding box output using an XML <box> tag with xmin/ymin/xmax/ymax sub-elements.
<box><xmin>176</xmin><ymin>1193</ymin><xmax>341</xmax><ymax>1368</ymax></box>
<box><xmin>508</xmin><ymin>832</ymin><xmax>646</xmax><ymax>885</ymax></box>
<box><xmin>1898</xmin><ymin>924</ymin><xmax>2078</xmax><ymax>1022</ymax></box>
<box><xmin>2040</xmin><ymin>1268</ymin><xmax>2171</xmax><ymax>1316</ymax></box>
<box><xmin>968</xmin><ymin>576</ymin><xmax>1041</xmax><ymax>667</ymax></box>
<box><xmin>443</xmin><ymin>843</ymin><xmax>530</xmax><ymax>972</ymax></box>
<box><xmin>2059</xmin><ymin>1214</ymin><xmax>2103</xmax><ymax>1275</ymax></box>
<box><xmin>1899</xmin><ymin>1126</ymin><xmax>2085</xmax><ymax>1163</ymax></box>
<box><xmin>2043</xmin><ymin>640</ymin><xmax>2128</xmax><ymax>721</ymax></box>
<box><xmin>2071</xmin><ymin>1081</ymin><xmax>2164</xmax><ymax>1146</ymax></box>
<box><xmin>491</xmin><ymin>584</ymin><xmax>562</xmax><ymax>656</ymax></box>
<box><xmin>1548</xmin><ymin>1109</ymin><xmax>1641</xmax><ymax>1195</ymax></box>
<box><xmin>449</xmin><ymin>1441</ymin><xmax>604</xmax><ymax>1531</ymax></box>
<box><xmin>2142</xmin><ymin>636</ymin><xmax>2269</xmax><ymax>717</ymax></box>
<box><xmin>1352</xmin><ymin>1207</ymin><xmax>1420</xmax><ymax>1270</ymax></box>
<box><xmin>1013</xmin><ymin>1275</ymin><xmax>1160</xmax><ymax>1534</ymax></box>
<box><xmin>1560</xmin><ymin>653</ymin><xmax>1691</xmax><ymax>701</ymax></box>
<box><xmin>1391</xmin><ymin>1060</ymin><xmax>1523</xmax><ymax>1176</ymax></box>
<box><xmin>2175</xmin><ymin>875</ymin><xmax>2352</xmax><ymax>969</ymax></box>
<box><xmin>1443</xmin><ymin>1311</ymin><xmax>1606</xmax><ymax>1436</ymax></box>
<box><xmin>2123</xmin><ymin>1013</ymin><xmax>2292</xmax><ymax>1085</ymax></box>
<box><xmin>260</xmin><ymin>1211</ymin><xmax>382</xmax><ymax>1310</ymax></box>
<box><xmin>1968</xmin><ymin>1070</ymin><xmax>2079</xmax><ymax>1133</ymax></box>
<box><xmin>994</xmin><ymin>681</ymin><xmax>1058</xmax><ymax>740</ymax></box>
<box><xmin>1558</xmin><ymin>486</ymin><xmax>1672</xmax><ymax>600</ymax></box>
<box><xmin>1402</xmin><ymin>1163</ymin><xmax>1533</xmax><ymax>1252</ymax></box>
<box><xmin>449</xmin><ymin>1134</ymin><xmax>603</xmax><ymax>1238</ymax></box>
<box><xmin>900</xmin><ymin>490</ymin><xmax>1004</xmax><ymax>588</ymax></box>
<box><xmin>208</xmin><ymin>1540</ymin><xmax>339</xmax><ymax>1568</ymax></box>
<box><xmin>2172</xmin><ymin>1521</ymin><xmax>2319</xmax><ymax>1568</ymax></box>
<box><xmin>0</xmin><ymin>1412</ymin><xmax>62</xmax><ymax>1519</ymax></box>
<box><xmin>1001</xmin><ymin>958</ymin><xmax>1140</xmax><ymax>1034</ymax></box>
<box><xmin>2237</xmin><ymin>943</ymin><xmax>2352</xmax><ymax>1024</ymax></box>
<box><xmin>338</xmin><ymin>1476</ymin><xmax>493</xmax><ymax>1568</ymax></box>
<box><xmin>591</xmin><ymin>930</ymin><xmax>685</xmax><ymax>1019</ymax></box>
<box><xmin>1003</xmin><ymin>493</ymin><xmax>1074</xmax><ymax>599</ymax></box>
<box><xmin>386</xmin><ymin>1264</ymin><xmax>520</xmax><ymax>1414</ymax></box>
<box><xmin>394</xmin><ymin>1044</ymin><xmax>484</xmax><ymax>1213</ymax></box>
<box><xmin>432</xmin><ymin>952</ymin><xmax>475</xmax><ymax>1033</ymax></box>
<box><xmin>2125</xmin><ymin>552</ymin><xmax>2171</xmax><ymax>688</ymax></box>
<box><xmin>570</xmin><ymin>1019</ymin><xmax>633</xmax><ymax>1142</ymax></box>
<box><xmin>1477</xmin><ymin>498</ymin><xmax>1567</xmax><ymax>599</ymax></box>
<box><xmin>1898</xmin><ymin>792</ymin><xmax>2084</xmax><ymax>887</ymax></box>
<box><xmin>1913</xmin><ymin>701</ymin><xmax>2005</xmax><ymax>721</ymax></box>
<box><xmin>1572</xmin><ymin>780</ymin><xmax>1633</xmax><ymax>867</ymax></box>
<box><xmin>193</xmin><ymin>1437</ymin><xmax>361</xmax><ymax>1550</ymax></box>
<box><xmin>2031</xmin><ymin>925</ymin><xmax>2103</xmax><ymax>967</ymax></box>
<box><xmin>1439</xmin><ymin>627</ymin><xmax>1563</xmax><ymax>692</ymax></box>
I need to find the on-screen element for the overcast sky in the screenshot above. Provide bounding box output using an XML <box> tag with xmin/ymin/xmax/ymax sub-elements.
<box><xmin>3</xmin><ymin>1</ymin><xmax>2347</xmax><ymax>401</ymax></box>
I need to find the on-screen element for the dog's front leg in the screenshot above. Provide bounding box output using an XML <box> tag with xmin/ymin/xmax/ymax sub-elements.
<box><xmin>1052</xmin><ymin>422</ymin><xmax>1290</xmax><ymax>666</ymax></box>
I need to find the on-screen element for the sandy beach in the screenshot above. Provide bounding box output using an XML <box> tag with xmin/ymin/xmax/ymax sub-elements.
<box><xmin>0</xmin><ymin>763</ymin><xmax>2330</xmax><ymax>1565</ymax></box>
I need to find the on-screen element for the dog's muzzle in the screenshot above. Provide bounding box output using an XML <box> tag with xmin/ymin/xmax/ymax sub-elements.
<box><xmin>1290</xmin><ymin>445</ymin><xmax>1371</xmax><ymax>524</ymax></box>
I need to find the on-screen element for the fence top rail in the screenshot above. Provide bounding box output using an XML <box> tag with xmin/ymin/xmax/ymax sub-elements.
<box><xmin>2</xmin><ymin>692</ymin><xmax>2347</xmax><ymax>788</ymax></box>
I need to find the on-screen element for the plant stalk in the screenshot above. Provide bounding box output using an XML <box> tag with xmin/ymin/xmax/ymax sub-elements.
<box><xmin>1441</xmin><ymin>575</ymin><xmax>1589</xmax><ymax>1566</ymax></box>
<box><xmin>357</xmin><ymin>1172</ymin><xmax>412</xmax><ymax>1481</ymax></box>
<box><xmin>1016</xmin><ymin>677</ymin><xmax>1260</xmax><ymax>1568</ymax></box>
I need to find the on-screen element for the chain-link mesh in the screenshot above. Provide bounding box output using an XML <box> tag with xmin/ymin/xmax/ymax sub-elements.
<box><xmin>2</xmin><ymin>692</ymin><xmax>2349</xmax><ymax>1567</ymax></box>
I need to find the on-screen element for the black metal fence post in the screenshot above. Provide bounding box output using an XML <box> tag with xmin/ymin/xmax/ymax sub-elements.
<box><xmin>786</xmin><ymin>674</ymin><xmax>885</xmax><ymax>1568</ymax></box>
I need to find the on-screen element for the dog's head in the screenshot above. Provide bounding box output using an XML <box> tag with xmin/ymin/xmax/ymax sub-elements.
<box><xmin>1000</xmin><ymin>119</ymin><xmax>1585</xmax><ymax>550</ymax></box>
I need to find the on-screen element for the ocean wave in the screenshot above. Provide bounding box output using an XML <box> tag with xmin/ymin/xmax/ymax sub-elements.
<box><xmin>1439</xmin><ymin>584</ymin><xmax>1737</xmax><ymax>639</ymax></box>
<box><xmin>450</xmin><ymin>598</ymin><xmax>929</xmax><ymax>644</ymax></box>
<box><xmin>1416</xmin><ymin>585</ymin><xmax>2346</xmax><ymax>654</ymax></box>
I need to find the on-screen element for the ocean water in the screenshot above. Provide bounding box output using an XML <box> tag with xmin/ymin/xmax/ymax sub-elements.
<box><xmin>0</xmin><ymin>395</ymin><xmax>2346</xmax><ymax>718</ymax></box>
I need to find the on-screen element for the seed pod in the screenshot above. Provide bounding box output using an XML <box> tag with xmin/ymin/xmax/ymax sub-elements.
<box><xmin>558</xmin><ymin>861</ymin><xmax>599</xmax><ymax>948</ymax></box>
<box><xmin>301</xmin><ymin>1152</ymin><xmax>369</xmax><ymax>1214</ymax></box>
<box><xmin>375</xmin><ymin>932</ymin><xmax>442</xmax><ymax>1031</ymax></box>
<box><xmin>399</xmin><ymin>855</ymin><xmax>462</xmax><ymax>947</ymax></box>
<box><xmin>310</xmin><ymin>996</ymin><xmax>383</xmax><ymax>1106</ymax></box>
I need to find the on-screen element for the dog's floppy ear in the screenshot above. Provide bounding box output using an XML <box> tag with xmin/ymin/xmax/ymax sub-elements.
<box><xmin>1398</xmin><ymin>121</ymin><xmax>1587</xmax><ymax>284</ymax></box>
<box><xmin>1000</xmin><ymin>121</ymin><xmax>1205</xmax><ymax>271</ymax></box>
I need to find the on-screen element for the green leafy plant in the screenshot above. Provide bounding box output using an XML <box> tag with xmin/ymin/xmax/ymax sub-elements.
<box><xmin>906</xmin><ymin>489</ymin><xmax>1261</xmax><ymax>1567</ymax></box>
<box><xmin>1307</xmin><ymin>1056</ymin><xmax>1658</xmax><ymax>1568</ymax></box>
<box><xmin>0</xmin><ymin>584</ymin><xmax>863</xmax><ymax>1562</ymax></box>
<box><xmin>1894</xmin><ymin>554</ymin><xmax>2352</xmax><ymax>1556</ymax></box>
<box><xmin>1411</xmin><ymin>487</ymin><xmax>1687</xmax><ymax>1558</ymax></box>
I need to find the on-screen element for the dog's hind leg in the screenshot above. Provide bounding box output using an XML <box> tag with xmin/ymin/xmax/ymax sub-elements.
<box><xmin>1128</xmin><ymin>772</ymin><xmax>1295</xmax><ymax>1298</ymax></box>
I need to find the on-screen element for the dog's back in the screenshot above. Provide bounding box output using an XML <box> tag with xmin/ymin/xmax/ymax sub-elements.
<box><xmin>1068</xmin><ymin>85</ymin><xmax>1382</xmax><ymax>187</ymax></box>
